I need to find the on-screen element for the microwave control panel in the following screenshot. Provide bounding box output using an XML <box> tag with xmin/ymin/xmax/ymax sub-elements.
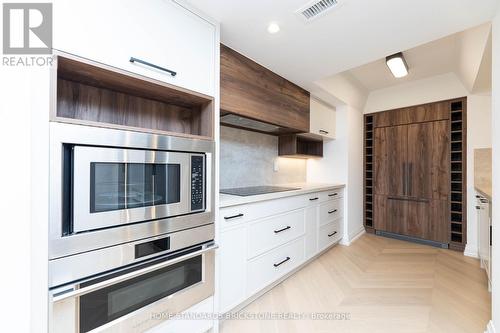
<box><xmin>191</xmin><ymin>155</ymin><xmax>205</xmax><ymax>211</ymax></box>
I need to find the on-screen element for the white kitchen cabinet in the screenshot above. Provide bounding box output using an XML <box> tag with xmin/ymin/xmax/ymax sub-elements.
<box><xmin>477</xmin><ymin>193</ymin><xmax>492</xmax><ymax>289</ymax></box>
<box><xmin>53</xmin><ymin>0</ymin><xmax>215</xmax><ymax>96</ymax></box>
<box><xmin>247</xmin><ymin>237</ymin><xmax>305</xmax><ymax>296</ymax></box>
<box><xmin>310</xmin><ymin>97</ymin><xmax>336</xmax><ymax>139</ymax></box>
<box><xmin>218</xmin><ymin>187</ymin><xmax>344</xmax><ymax>313</ymax></box>
<box><xmin>305</xmin><ymin>205</ymin><xmax>318</xmax><ymax>260</ymax></box>
<box><xmin>218</xmin><ymin>226</ymin><xmax>247</xmax><ymax>314</ymax></box>
<box><xmin>247</xmin><ymin>209</ymin><xmax>305</xmax><ymax>259</ymax></box>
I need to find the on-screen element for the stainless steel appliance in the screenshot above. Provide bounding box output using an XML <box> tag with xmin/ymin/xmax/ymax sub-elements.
<box><xmin>49</xmin><ymin>123</ymin><xmax>214</xmax><ymax>259</ymax></box>
<box><xmin>49</xmin><ymin>123</ymin><xmax>216</xmax><ymax>332</ymax></box>
<box><xmin>49</xmin><ymin>226</ymin><xmax>217</xmax><ymax>333</ymax></box>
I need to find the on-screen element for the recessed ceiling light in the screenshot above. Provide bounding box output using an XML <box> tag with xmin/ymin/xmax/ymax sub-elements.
<box><xmin>267</xmin><ymin>22</ymin><xmax>280</xmax><ymax>34</ymax></box>
<box><xmin>386</xmin><ymin>52</ymin><xmax>409</xmax><ymax>78</ymax></box>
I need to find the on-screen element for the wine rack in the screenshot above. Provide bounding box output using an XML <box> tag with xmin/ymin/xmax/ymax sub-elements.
<box><xmin>449</xmin><ymin>98</ymin><xmax>467</xmax><ymax>251</ymax></box>
<box><xmin>364</xmin><ymin>114</ymin><xmax>374</xmax><ymax>231</ymax></box>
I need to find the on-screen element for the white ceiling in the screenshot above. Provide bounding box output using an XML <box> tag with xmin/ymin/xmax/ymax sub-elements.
<box><xmin>188</xmin><ymin>0</ymin><xmax>498</xmax><ymax>95</ymax></box>
<box><xmin>348</xmin><ymin>34</ymin><xmax>459</xmax><ymax>91</ymax></box>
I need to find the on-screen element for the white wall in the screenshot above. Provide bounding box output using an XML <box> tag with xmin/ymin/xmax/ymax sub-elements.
<box><xmin>466</xmin><ymin>95</ymin><xmax>492</xmax><ymax>257</ymax></box>
<box><xmin>490</xmin><ymin>6</ymin><xmax>500</xmax><ymax>332</ymax></box>
<box><xmin>363</xmin><ymin>72</ymin><xmax>492</xmax><ymax>258</ymax></box>
<box><xmin>364</xmin><ymin>72</ymin><xmax>468</xmax><ymax>114</ymax></box>
<box><xmin>307</xmin><ymin>105</ymin><xmax>364</xmax><ymax>242</ymax></box>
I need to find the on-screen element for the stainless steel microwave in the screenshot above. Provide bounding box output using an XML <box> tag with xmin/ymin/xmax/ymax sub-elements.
<box><xmin>71</xmin><ymin>145</ymin><xmax>205</xmax><ymax>233</ymax></box>
<box><xmin>49</xmin><ymin>123</ymin><xmax>215</xmax><ymax>259</ymax></box>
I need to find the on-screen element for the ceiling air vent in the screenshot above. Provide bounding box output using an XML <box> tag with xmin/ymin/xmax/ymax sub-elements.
<box><xmin>296</xmin><ymin>0</ymin><xmax>340</xmax><ymax>22</ymax></box>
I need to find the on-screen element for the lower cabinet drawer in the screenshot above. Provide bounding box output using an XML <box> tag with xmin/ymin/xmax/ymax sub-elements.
<box><xmin>247</xmin><ymin>237</ymin><xmax>305</xmax><ymax>296</ymax></box>
<box><xmin>319</xmin><ymin>199</ymin><xmax>343</xmax><ymax>226</ymax></box>
<box><xmin>247</xmin><ymin>209</ymin><xmax>305</xmax><ymax>258</ymax></box>
<box><xmin>318</xmin><ymin>219</ymin><xmax>342</xmax><ymax>251</ymax></box>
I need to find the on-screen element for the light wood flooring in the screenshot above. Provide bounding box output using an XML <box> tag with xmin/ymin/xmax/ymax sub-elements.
<box><xmin>220</xmin><ymin>234</ymin><xmax>491</xmax><ymax>333</ymax></box>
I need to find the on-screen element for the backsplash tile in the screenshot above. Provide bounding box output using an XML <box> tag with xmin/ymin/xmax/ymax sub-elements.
<box><xmin>220</xmin><ymin>126</ymin><xmax>306</xmax><ymax>189</ymax></box>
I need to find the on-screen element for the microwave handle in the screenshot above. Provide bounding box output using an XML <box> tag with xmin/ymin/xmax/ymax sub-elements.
<box><xmin>51</xmin><ymin>243</ymin><xmax>218</xmax><ymax>303</ymax></box>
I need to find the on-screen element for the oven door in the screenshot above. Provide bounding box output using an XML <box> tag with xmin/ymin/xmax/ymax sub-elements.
<box><xmin>72</xmin><ymin>146</ymin><xmax>202</xmax><ymax>233</ymax></box>
<box><xmin>50</xmin><ymin>243</ymin><xmax>216</xmax><ymax>333</ymax></box>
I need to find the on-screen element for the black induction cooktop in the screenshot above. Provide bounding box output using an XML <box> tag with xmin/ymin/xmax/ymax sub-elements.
<box><xmin>220</xmin><ymin>186</ymin><xmax>301</xmax><ymax>197</ymax></box>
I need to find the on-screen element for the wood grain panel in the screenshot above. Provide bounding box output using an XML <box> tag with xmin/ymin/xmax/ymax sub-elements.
<box><xmin>430</xmin><ymin>199</ymin><xmax>449</xmax><ymax>243</ymax></box>
<box><xmin>431</xmin><ymin>120</ymin><xmax>450</xmax><ymax>200</ymax></box>
<box><xmin>407</xmin><ymin>122</ymin><xmax>433</xmax><ymax>199</ymax></box>
<box><xmin>373</xmin><ymin>101</ymin><xmax>450</xmax><ymax>128</ymax></box>
<box><xmin>406</xmin><ymin>200</ymin><xmax>430</xmax><ymax>240</ymax></box>
<box><xmin>220</xmin><ymin>44</ymin><xmax>310</xmax><ymax>133</ymax></box>
<box><xmin>57</xmin><ymin>79</ymin><xmax>204</xmax><ymax>136</ymax></box>
<box><xmin>374</xmin><ymin>126</ymin><xmax>407</xmax><ymax>196</ymax></box>
<box><xmin>373</xmin><ymin>194</ymin><xmax>387</xmax><ymax>231</ymax></box>
<box><xmin>386</xmin><ymin>198</ymin><xmax>407</xmax><ymax>235</ymax></box>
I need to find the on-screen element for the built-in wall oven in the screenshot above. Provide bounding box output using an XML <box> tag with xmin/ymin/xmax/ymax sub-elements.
<box><xmin>49</xmin><ymin>123</ymin><xmax>216</xmax><ymax>332</ymax></box>
<box><xmin>50</xmin><ymin>226</ymin><xmax>216</xmax><ymax>333</ymax></box>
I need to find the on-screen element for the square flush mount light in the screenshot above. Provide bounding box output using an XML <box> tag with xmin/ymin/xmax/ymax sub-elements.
<box><xmin>386</xmin><ymin>52</ymin><xmax>409</xmax><ymax>78</ymax></box>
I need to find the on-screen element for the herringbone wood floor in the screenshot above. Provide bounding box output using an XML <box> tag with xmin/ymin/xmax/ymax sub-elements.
<box><xmin>220</xmin><ymin>234</ymin><xmax>491</xmax><ymax>333</ymax></box>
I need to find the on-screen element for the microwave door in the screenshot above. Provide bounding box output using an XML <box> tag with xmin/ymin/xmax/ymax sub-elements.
<box><xmin>72</xmin><ymin>146</ymin><xmax>191</xmax><ymax>233</ymax></box>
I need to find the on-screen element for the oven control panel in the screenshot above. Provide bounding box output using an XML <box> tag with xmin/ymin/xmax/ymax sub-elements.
<box><xmin>191</xmin><ymin>155</ymin><xmax>205</xmax><ymax>211</ymax></box>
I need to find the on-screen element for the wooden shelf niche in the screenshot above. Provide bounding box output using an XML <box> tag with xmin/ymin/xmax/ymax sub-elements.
<box><xmin>52</xmin><ymin>54</ymin><xmax>214</xmax><ymax>140</ymax></box>
<box><xmin>278</xmin><ymin>134</ymin><xmax>323</xmax><ymax>158</ymax></box>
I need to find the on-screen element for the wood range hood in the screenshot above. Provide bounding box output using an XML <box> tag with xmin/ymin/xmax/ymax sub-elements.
<box><xmin>220</xmin><ymin>44</ymin><xmax>310</xmax><ymax>135</ymax></box>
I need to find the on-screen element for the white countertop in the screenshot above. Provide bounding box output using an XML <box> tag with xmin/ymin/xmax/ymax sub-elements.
<box><xmin>219</xmin><ymin>183</ymin><xmax>345</xmax><ymax>208</ymax></box>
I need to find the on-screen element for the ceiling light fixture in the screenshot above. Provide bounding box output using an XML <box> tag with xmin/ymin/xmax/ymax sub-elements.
<box><xmin>267</xmin><ymin>22</ymin><xmax>280</xmax><ymax>34</ymax></box>
<box><xmin>386</xmin><ymin>52</ymin><xmax>409</xmax><ymax>78</ymax></box>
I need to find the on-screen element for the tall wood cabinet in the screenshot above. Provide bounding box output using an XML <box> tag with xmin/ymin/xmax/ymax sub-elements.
<box><xmin>364</xmin><ymin>98</ymin><xmax>467</xmax><ymax>251</ymax></box>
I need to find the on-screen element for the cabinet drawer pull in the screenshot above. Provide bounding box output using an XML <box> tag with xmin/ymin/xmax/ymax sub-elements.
<box><xmin>328</xmin><ymin>193</ymin><xmax>338</xmax><ymax>197</ymax></box>
<box><xmin>309</xmin><ymin>197</ymin><xmax>319</xmax><ymax>201</ymax></box>
<box><xmin>274</xmin><ymin>226</ymin><xmax>291</xmax><ymax>234</ymax></box>
<box><xmin>319</xmin><ymin>130</ymin><xmax>329</xmax><ymax>134</ymax></box>
<box><xmin>328</xmin><ymin>209</ymin><xmax>338</xmax><ymax>214</ymax></box>
<box><xmin>328</xmin><ymin>231</ymin><xmax>338</xmax><ymax>237</ymax></box>
<box><xmin>224</xmin><ymin>213</ymin><xmax>244</xmax><ymax>220</ymax></box>
<box><xmin>129</xmin><ymin>57</ymin><xmax>177</xmax><ymax>77</ymax></box>
<box><xmin>273</xmin><ymin>257</ymin><xmax>291</xmax><ymax>267</ymax></box>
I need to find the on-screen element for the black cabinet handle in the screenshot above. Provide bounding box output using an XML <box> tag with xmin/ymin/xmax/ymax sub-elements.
<box><xmin>274</xmin><ymin>226</ymin><xmax>291</xmax><ymax>234</ymax></box>
<box><xmin>273</xmin><ymin>256</ymin><xmax>291</xmax><ymax>267</ymax></box>
<box><xmin>476</xmin><ymin>206</ymin><xmax>481</xmax><ymax>210</ymax></box>
<box><xmin>319</xmin><ymin>130</ymin><xmax>329</xmax><ymax>134</ymax></box>
<box><xmin>328</xmin><ymin>209</ymin><xmax>338</xmax><ymax>214</ymax></box>
<box><xmin>309</xmin><ymin>197</ymin><xmax>319</xmax><ymax>201</ymax></box>
<box><xmin>224</xmin><ymin>213</ymin><xmax>244</xmax><ymax>220</ymax></box>
<box><xmin>129</xmin><ymin>57</ymin><xmax>177</xmax><ymax>77</ymax></box>
<box><xmin>328</xmin><ymin>193</ymin><xmax>338</xmax><ymax>197</ymax></box>
<box><xmin>490</xmin><ymin>226</ymin><xmax>492</xmax><ymax>246</ymax></box>
<box><xmin>328</xmin><ymin>231</ymin><xmax>338</xmax><ymax>237</ymax></box>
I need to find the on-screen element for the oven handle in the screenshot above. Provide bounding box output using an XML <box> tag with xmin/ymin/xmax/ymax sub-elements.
<box><xmin>51</xmin><ymin>244</ymin><xmax>218</xmax><ymax>303</ymax></box>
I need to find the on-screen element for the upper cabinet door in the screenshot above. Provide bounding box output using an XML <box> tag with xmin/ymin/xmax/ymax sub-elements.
<box><xmin>310</xmin><ymin>98</ymin><xmax>336</xmax><ymax>139</ymax></box>
<box><xmin>374</xmin><ymin>125</ymin><xmax>407</xmax><ymax>197</ymax></box>
<box><xmin>407</xmin><ymin>120</ymin><xmax>449</xmax><ymax>200</ymax></box>
<box><xmin>53</xmin><ymin>0</ymin><xmax>216</xmax><ymax>97</ymax></box>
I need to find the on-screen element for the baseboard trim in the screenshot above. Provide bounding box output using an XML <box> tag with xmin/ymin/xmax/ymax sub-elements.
<box><xmin>485</xmin><ymin>320</ymin><xmax>496</xmax><ymax>333</ymax></box>
<box><xmin>340</xmin><ymin>228</ymin><xmax>365</xmax><ymax>246</ymax></box>
<box><xmin>464</xmin><ymin>244</ymin><xmax>479</xmax><ymax>258</ymax></box>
